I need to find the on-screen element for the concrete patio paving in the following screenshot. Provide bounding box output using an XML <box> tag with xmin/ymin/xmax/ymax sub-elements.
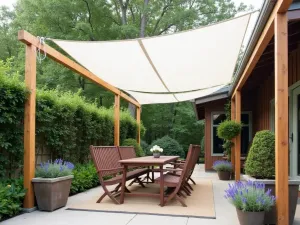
<box><xmin>3</xmin><ymin>164</ymin><xmax>300</xmax><ymax>225</ymax></box>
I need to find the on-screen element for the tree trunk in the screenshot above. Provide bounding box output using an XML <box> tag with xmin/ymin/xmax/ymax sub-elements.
<box><xmin>140</xmin><ymin>0</ymin><xmax>149</xmax><ymax>37</ymax></box>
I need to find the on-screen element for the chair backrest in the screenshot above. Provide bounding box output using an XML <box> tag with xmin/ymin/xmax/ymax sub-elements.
<box><xmin>179</xmin><ymin>145</ymin><xmax>196</xmax><ymax>183</ymax></box>
<box><xmin>118</xmin><ymin>146</ymin><xmax>136</xmax><ymax>160</ymax></box>
<box><xmin>187</xmin><ymin>145</ymin><xmax>201</xmax><ymax>177</ymax></box>
<box><xmin>89</xmin><ymin>146</ymin><xmax>122</xmax><ymax>177</ymax></box>
<box><xmin>190</xmin><ymin>144</ymin><xmax>201</xmax><ymax>170</ymax></box>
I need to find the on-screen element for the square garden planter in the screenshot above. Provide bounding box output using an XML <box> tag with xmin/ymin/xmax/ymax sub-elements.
<box><xmin>32</xmin><ymin>175</ymin><xmax>73</xmax><ymax>211</ymax></box>
<box><xmin>243</xmin><ymin>175</ymin><xmax>300</xmax><ymax>225</ymax></box>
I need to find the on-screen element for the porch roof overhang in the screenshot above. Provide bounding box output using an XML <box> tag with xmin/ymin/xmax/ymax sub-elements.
<box><xmin>51</xmin><ymin>13</ymin><xmax>252</xmax><ymax>105</ymax></box>
<box><xmin>229</xmin><ymin>0</ymin><xmax>300</xmax><ymax>97</ymax></box>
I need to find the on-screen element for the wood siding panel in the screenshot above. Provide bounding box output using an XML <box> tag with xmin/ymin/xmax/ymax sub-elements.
<box><xmin>204</xmin><ymin>99</ymin><xmax>227</xmax><ymax>170</ymax></box>
<box><xmin>251</xmin><ymin>47</ymin><xmax>300</xmax><ymax>134</ymax></box>
<box><xmin>199</xmin><ymin>47</ymin><xmax>300</xmax><ymax>171</ymax></box>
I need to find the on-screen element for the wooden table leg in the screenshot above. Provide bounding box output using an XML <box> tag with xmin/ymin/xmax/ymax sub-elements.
<box><xmin>159</xmin><ymin>165</ymin><xmax>164</xmax><ymax>206</ymax></box>
<box><xmin>152</xmin><ymin>166</ymin><xmax>154</xmax><ymax>183</ymax></box>
<box><xmin>120</xmin><ymin>165</ymin><xmax>127</xmax><ymax>204</ymax></box>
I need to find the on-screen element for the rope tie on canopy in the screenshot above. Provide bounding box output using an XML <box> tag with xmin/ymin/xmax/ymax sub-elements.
<box><xmin>36</xmin><ymin>36</ymin><xmax>51</xmax><ymax>63</ymax></box>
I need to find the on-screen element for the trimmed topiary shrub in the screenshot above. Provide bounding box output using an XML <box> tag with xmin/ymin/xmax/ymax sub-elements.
<box><xmin>244</xmin><ymin>130</ymin><xmax>275</xmax><ymax>179</ymax></box>
<box><xmin>148</xmin><ymin>136</ymin><xmax>185</xmax><ymax>158</ymax></box>
<box><xmin>217</xmin><ymin>120</ymin><xmax>242</xmax><ymax>140</ymax></box>
<box><xmin>122</xmin><ymin>138</ymin><xmax>145</xmax><ymax>157</ymax></box>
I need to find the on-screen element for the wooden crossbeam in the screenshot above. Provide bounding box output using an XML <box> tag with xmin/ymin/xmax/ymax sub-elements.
<box><xmin>232</xmin><ymin>0</ymin><xmax>293</xmax><ymax>98</ymax></box>
<box><xmin>18</xmin><ymin>30</ymin><xmax>140</xmax><ymax>107</ymax></box>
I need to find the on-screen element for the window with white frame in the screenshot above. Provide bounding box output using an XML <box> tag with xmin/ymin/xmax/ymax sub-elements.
<box><xmin>211</xmin><ymin>112</ymin><xmax>252</xmax><ymax>156</ymax></box>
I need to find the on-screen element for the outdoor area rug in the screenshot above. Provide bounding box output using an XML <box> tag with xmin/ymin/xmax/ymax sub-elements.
<box><xmin>67</xmin><ymin>178</ymin><xmax>215</xmax><ymax>218</ymax></box>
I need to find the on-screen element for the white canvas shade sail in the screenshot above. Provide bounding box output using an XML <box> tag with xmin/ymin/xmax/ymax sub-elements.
<box><xmin>53</xmin><ymin>13</ymin><xmax>251</xmax><ymax>104</ymax></box>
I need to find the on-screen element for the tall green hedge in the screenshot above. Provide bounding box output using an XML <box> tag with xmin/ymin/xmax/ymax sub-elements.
<box><xmin>0</xmin><ymin>60</ymin><xmax>145</xmax><ymax>178</ymax></box>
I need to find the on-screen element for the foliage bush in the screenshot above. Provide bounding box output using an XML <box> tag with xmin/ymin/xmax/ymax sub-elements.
<box><xmin>0</xmin><ymin>60</ymin><xmax>29</xmax><ymax>178</ymax></box>
<box><xmin>217</xmin><ymin>120</ymin><xmax>242</xmax><ymax>140</ymax></box>
<box><xmin>245</xmin><ymin>130</ymin><xmax>275</xmax><ymax>179</ymax></box>
<box><xmin>140</xmin><ymin>140</ymin><xmax>149</xmax><ymax>153</ymax></box>
<box><xmin>0</xmin><ymin>178</ymin><xmax>26</xmax><ymax>221</ymax></box>
<box><xmin>70</xmin><ymin>163</ymin><xmax>102</xmax><ymax>195</ymax></box>
<box><xmin>148</xmin><ymin>136</ymin><xmax>185</xmax><ymax>158</ymax></box>
<box><xmin>122</xmin><ymin>138</ymin><xmax>145</xmax><ymax>157</ymax></box>
<box><xmin>0</xmin><ymin>60</ymin><xmax>145</xmax><ymax>178</ymax></box>
<box><xmin>199</xmin><ymin>135</ymin><xmax>205</xmax><ymax>163</ymax></box>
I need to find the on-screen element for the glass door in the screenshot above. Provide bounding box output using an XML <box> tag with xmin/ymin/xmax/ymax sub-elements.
<box><xmin>291</xmin><ymin>86</ymin><xmax>300</xmax><ymax>178</ymax></box>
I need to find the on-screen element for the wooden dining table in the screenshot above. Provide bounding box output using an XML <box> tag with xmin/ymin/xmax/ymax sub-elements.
<box><xmin>119</xmin><ymin>155</ymin><xmax>179</xmax><ymax>206</ymax></box>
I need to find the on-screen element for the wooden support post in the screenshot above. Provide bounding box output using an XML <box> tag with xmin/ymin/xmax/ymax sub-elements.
<box><xmin>231</xmin><ymin>98</ymin><xmax>236</xmax><ymax>166</ymax></box>
<box><xmin>275</xmin><ymin>12</ymin><xmax>289</xmax><ymax>225</ymax></box>
<box><xmin>235</xmin><ymin>91</ymin><xmax>241</xmax><ymax>181</ymax></box>
<box><xmin>136</xmin><ymin>107</ymin><xmax>141</xmax><ymax>145</ymax></box>
<box><xmin>23</xmin><ymin>45</ymin><xmax>37</xmax><ymax>209</ymax></box>
<box><xmin>114</xmin><ymin>94</ymin><xmax>120</xmax><ymax>146</ymax></box>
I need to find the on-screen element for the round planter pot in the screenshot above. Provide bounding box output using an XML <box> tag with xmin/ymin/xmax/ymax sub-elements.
<box><xmin>217</xmin><ymin>171</ymin><xmax>231</xmax><ymax>180</ymax></box>
<box><xmin>243</xmin><ymin>174</ymin><xmax>300</xmax><ymax>224</ymax></box>
<box><xmin>236</xmin><ymin>209</ymin><xmax>265</xmax><ymax>225</ymax></box>
<box><xmin>153</xmin><ymin>152</ymin><xmax>160</xmax><ymax>158</ymax></box>
<box><xmin>32</xmin><ymin>175</ymin><xmax>73</xmax><ymax>212</ymax></box>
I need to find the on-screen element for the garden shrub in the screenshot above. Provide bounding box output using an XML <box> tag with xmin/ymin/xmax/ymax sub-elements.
<box><xmin>70</xmin><ymin>163</ymin><xmax>101</xmax><ymax>195</ymax></box>
<box><xmin>244</xmin><ymin>130</ymin><xmax>275</xmax><ymax>179</ymax></box>
<box><xmin>0</xmin><ymin>60</ymin><xmax>145</xmax><ymax>178</ymax></box>
<box><xmin>0</xmin><ymin>178</ymin><xmax>26</xmax><ymax>221</ymax></box>
<box><xmin>217</xmin><ymin>120</ymin><xmax>242</xmax><ymax>140</ymax></box>
<box><xmin>199</xmin><ymin>136</ymin><xmax>205</xmax><ymax>163</ymax></box>
<box><xmin>122</xmin><ymin>138</ymin><xmax>145</xmax><ymax>157</ymax></box>
<box><xmin>0</xmin><ymin>60</ymin><xmax>29</xmax><ymax>178</ymax></box>
<box><xmin>140</xmin><ymin>140</ymin><xmax>149</xmax><ymax>153</ymax></box>
<box><xmin>148</xmin><ymin>136</ymin><xmax>185</xmax><ymax>158</ymax></box>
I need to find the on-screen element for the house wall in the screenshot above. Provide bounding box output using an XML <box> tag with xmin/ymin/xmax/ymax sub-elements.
<box><xmin>202</xmin><ymin>95</ymin><xmax>253</xmax><ymax>170</ymax></box>
<box><xmin>199</xmin><ymin>46</ymin><xmax>300</xmax><ymax>171</ymax></box>
<box><xmin>203</xmin><ymin>99</ymin><xmax>227</xmax><ymax>170</ymax></box>
<box><xmin>250</xmin><ymin>46</ymin><xmax>300</xmax><ymax>133</ymax></box>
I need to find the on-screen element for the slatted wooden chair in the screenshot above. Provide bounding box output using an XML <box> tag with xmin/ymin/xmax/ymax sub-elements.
<box><xmin>154</xmin><ymin>144</ymin><xmax>198</xmax><ymax>207</ymax></box>
<box><xmin>90</xmin><ymin>145</ymin><xmax>149</xmax><ymax>204</ymax></box>
<box><xmin>118</xmin><ymin>146</ymin><xmax>149</xmax><ymax>186</ymax></box>
<box><xmin>170</xmin><ymin>144</ymin><xmax>201</xmax><ymax>189</ymax></box>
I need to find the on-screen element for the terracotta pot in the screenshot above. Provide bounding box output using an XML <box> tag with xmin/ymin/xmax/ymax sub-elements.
<box><xmin>236</xmin><ymin>209</ymin><xmax>265</xmax><ymax>225</ymax></box>
<box><xmin>217</xmin><ymin>171</ymin><xmax>231</xmax><ymax>180</ymax></box>
<box><xmin>153</xmin><ymin>152</ymin><xmax>160</xmax><ymax>158</ymax></box>
<box><xmin>32</xmin><ymin>175</ymin><xmax>73</xmax><ymax>211</ymax></box>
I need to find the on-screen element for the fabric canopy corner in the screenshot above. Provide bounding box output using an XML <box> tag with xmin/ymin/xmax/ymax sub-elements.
<box><xmin>52</xmin><ymin>13</ymin><xmax>252</xmax><ymax>105</ymax></box>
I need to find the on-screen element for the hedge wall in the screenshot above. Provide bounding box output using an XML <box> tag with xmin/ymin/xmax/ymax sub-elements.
<box><xmin>0</xmin><ymin>60</ymin><xmax>145</xmax><ymax>178</ymax></box>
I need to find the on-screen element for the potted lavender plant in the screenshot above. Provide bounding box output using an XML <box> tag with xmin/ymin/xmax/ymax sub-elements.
<box><xmin>225</xmin><ymin>181</ymin><xmax>276</xmax><ymax>225</ymax></box>
<box><xmin>213</xmin><ymin>160</ymin><xmax>232</xmax><ymax>180</ymax></box>
<box><xmin>32</xmin><ymin>159</ymin><xmax>74</xmax><ymax>211</ymax></box>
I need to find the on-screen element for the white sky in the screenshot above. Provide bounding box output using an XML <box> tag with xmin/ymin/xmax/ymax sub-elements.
<box><xmin>1</xmin><ymin>0</ymin><xmax>264</xmax><ymax>10</ymax></box>
<box><xmin>0</xmin><ymin>0</ymin><xmax>263</xmax><ymax>50</ymax></box>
